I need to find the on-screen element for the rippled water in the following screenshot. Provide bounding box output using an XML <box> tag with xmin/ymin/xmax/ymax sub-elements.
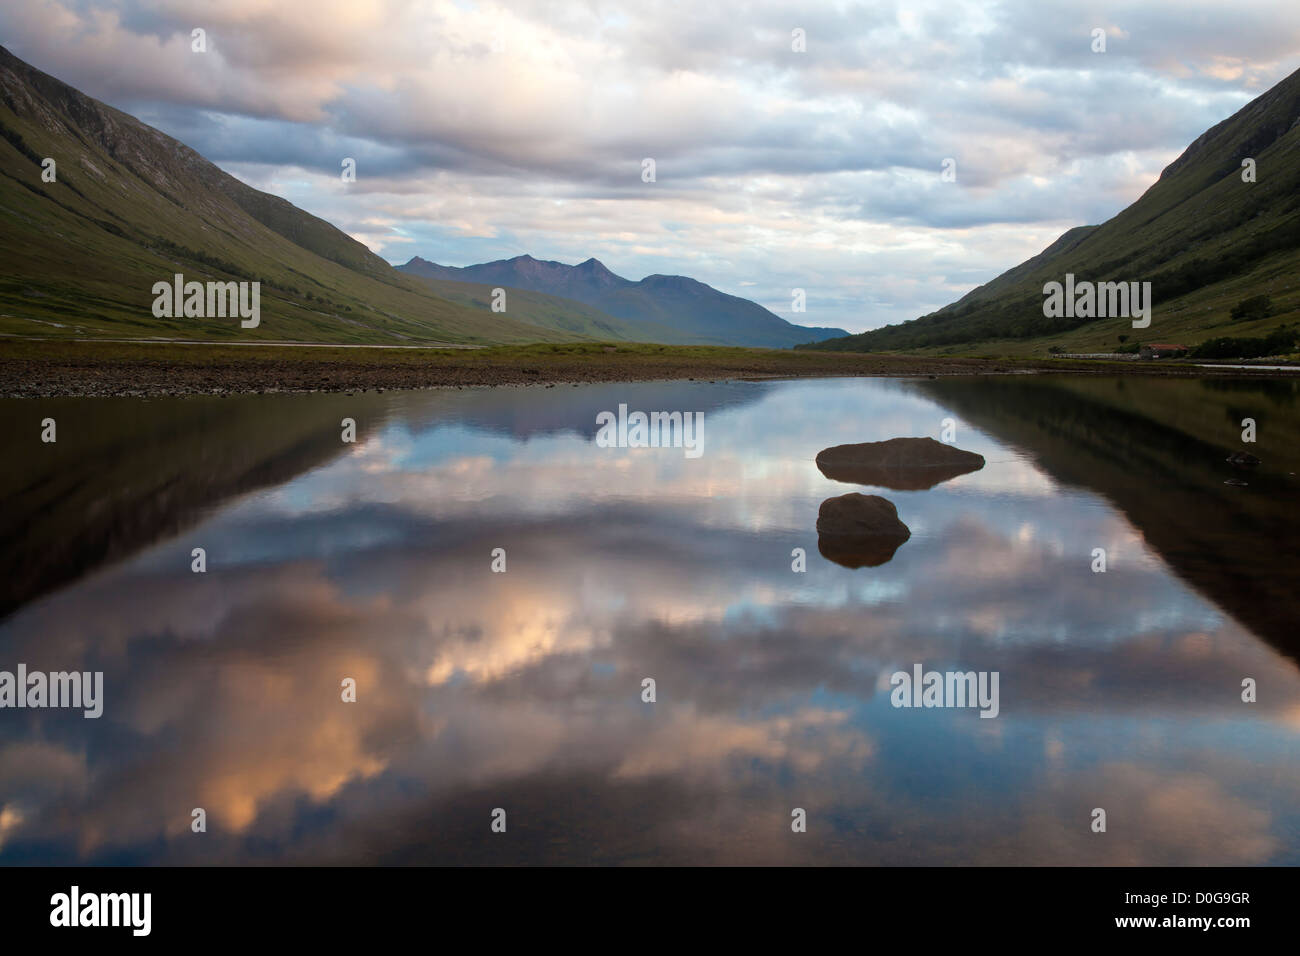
<box><xmin>1</xmin><ymin>375</ymin><xmax>1298</xmax><ymax>864</ymax></box>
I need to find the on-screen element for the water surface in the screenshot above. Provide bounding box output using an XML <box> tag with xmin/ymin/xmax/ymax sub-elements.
<box><xmin>1</xmin><ymin>375</ymin><xmax>1298</xmax><ymax>864</ymax></box>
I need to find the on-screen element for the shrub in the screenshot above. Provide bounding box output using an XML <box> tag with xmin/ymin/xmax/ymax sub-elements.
<box><xmin>1230</xmin><ymin>294</ymin><xmax>1272</xmax><ymax>322</ymax></box>
<box><xmin>1191</xmin><ymin>326</ymin><xmax>1296</xmax><ymax>359</ymax></box>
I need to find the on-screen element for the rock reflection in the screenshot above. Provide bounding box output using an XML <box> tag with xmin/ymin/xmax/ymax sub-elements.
<box><xmin>815</xmin><ymin>492</ymin><xmax>911</xmax><ymax>568</ymax></box>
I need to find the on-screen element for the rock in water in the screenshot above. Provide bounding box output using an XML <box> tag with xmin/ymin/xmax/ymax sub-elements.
<box><xmin>816</xmin><ymin>493</ymin><xmax>911</xmax><ymax>568</ymax></box>
<box><xmin>816</xmin><ymin>437</ymin><xmax>985</xmax><ymax>490</ymax></box>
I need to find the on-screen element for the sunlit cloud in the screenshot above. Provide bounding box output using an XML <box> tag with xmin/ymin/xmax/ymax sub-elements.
<box><xmin>3</xmin><ymin>1</ymin><xmax>1297</xmax><ymax>330</ymax></box>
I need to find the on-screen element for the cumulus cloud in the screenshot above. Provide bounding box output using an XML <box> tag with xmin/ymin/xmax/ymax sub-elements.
<box><xmin>2</xmin><ymin>0</ymin><xmax>1298</xmax><ymax>330</ymax></box>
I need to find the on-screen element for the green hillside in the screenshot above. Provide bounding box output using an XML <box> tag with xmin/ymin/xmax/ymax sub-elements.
<box><xmin>0</xmin><ymin>46</ymin><xmax>575</xmax><ymax>346</ymax></box>
<box><xmin>806</xmin><ymin>66</ymin><xmax>1300</xmax><ymax>356</ymax></box>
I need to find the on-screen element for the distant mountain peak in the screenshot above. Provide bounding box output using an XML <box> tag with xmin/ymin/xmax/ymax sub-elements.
<box><xmin>640</xmin><ymin>274</ymin><xmax>706</xmax><ymax>290</ymax></box>
<box><xmin>396</xmin><ymin>254</ymin><xmax>847</xmax><ymax>347</ymax></box>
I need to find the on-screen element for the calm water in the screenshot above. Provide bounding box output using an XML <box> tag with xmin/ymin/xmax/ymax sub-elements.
<box><xmin>1</xmin><ymin>375</ymin><xmax>1298</xmax><ymax>865</ymax></box>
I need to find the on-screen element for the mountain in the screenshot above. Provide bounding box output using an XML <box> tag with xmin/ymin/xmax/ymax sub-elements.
<box><xmin>400</xmin><ymin>254</ymin><xmax>849</xmax><ymax>348</ymax></box>
<box><xmin>0</xmin><ymin>46</ymin><xmax>583</xmax><ymax>345</ymax></box>
<box><xmin>405</xmin><ymin>273</ymin><xmax>701</xmax><ymax>344</ymax></box>
<box><xmin>805</xmin><ymin>66</ymin><xmax>1300</xmax><ymax>354</ymax></box>
<box><xmin>404</xmin><ymin>255</ymin><xmax>631</xmax><ymax>302</ymax></box>
<box><xmin>0</xmin><ymin>44</ymin><xmax>843</xmax><ymax>350</ymax></box>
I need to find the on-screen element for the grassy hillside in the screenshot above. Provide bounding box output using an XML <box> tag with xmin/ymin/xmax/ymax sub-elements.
<box><xmin>0</xmin><ymin>46</ymin><xmax>575</xmax><ymax>346</ymax></box>
<box><xmin>807</xmin><ymin>66</ymin><xmax>1300</xmax><ymax>356</ymax></box>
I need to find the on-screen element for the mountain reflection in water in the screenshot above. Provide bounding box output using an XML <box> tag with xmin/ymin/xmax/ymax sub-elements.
<box><xmin>1</xmin><ymin>376</ymin><xmax>1298</xmax><ymax>865</ymax></box>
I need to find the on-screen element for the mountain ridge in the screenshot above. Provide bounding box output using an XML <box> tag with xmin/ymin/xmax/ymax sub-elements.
<box><xmin>399</xmin><ymin>254</ymin><xmax>849</xmax><ymax>348</ymax></box>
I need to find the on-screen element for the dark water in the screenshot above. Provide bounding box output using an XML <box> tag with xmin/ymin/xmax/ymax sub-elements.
<box><xmin>1</xmin><ymin>375</ymin><xmax>1298</xmax><ymax>865</ymax></box>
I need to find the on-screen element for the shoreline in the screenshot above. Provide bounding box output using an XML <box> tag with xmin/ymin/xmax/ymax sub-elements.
<box><xmin>2</xmin><ymin>339</ymin><xmax>1297</xmax><ymax>398</ymax></box>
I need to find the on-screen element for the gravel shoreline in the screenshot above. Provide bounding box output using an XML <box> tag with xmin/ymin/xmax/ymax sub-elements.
<box><xmin>3</xmin><ymin>341</ymin><xmax>1296</xmax><ymax>398</ymax></box>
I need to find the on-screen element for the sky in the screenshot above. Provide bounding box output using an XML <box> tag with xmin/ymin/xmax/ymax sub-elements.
<box><xmin>3</xmin><ymin>1</ymin><xmax>1300</xmax><ymax>333</ymax></box>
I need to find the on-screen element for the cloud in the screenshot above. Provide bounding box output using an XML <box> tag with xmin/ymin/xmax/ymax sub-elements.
<box><xmin>2</xmin><ymin>0</ymin><xmax>1299</xmax><ymax>330</ymax></box>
